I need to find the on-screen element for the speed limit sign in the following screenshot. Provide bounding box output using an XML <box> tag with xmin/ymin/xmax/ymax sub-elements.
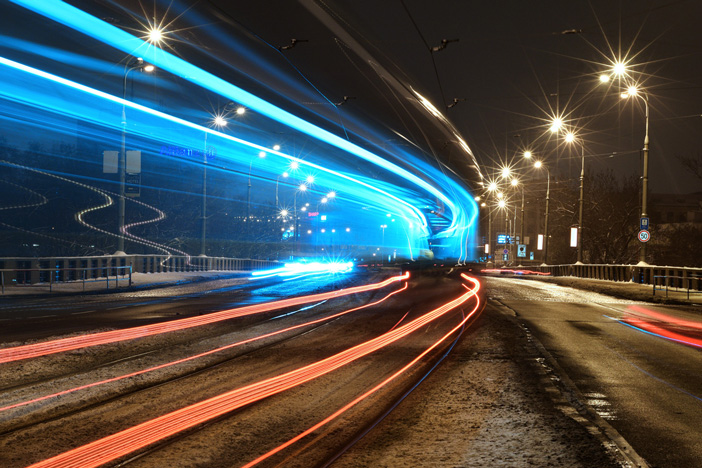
<box><xmin>638</xmin><ymin>230</ymin><xmax>651</xmax><ymax>242</ymax></box>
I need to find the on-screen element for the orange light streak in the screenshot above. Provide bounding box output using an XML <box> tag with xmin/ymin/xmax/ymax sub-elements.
<box><xmin>0</xmin><ymin>272</ymin><xmax>409</xmax><ymax>364</ymax></box>
<box><xmin>0</xmin><ymin>284</ymin><xmax>408</xmax><ymax>414</ymax></box>
<box><xmin>26</xmin><ymin>275</ymin><xmax>479</xmax><ymax>468</ymax></box>
<box><xmin>240</xmin><ymin>274</ymin><xmax>481</xmax><ymax>467</ymax></box>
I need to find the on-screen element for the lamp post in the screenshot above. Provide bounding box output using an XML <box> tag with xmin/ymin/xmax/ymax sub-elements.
<box><xmin>200</xmin><ymin>115</ymin><xmax>228</xmax><ymax>257</ymax></box>
<box><xmin>247</xmin><ymin>151</ymin><xmax>266</xmax><ymax>222</ymax></box>
<box><xmin>565</xmin><ymin>131</ymin><xmax>586</xmax><ymax>263</ymax></box>
<box><xmin>622</xmin><ymin>86</ymin><xmax>650</xmax><ymax>264</ymax></box>
<box><xmin>118</xmin><ymin>57</ymin><xmax>154</xmax><ymax>254</ymax></box>
<box><xmin>534</xmin><ymin>161</ymin><xmax>550</xmax><ymax>264</ymax></box>
<box><xmin>294</xmin><ymin>183</ymin><xmax>307</xmax><ymax>257</ymax></box>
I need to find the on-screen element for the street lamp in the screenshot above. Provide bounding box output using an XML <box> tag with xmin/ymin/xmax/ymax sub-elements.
<box><xmin>534</xmin><ymin>160</ymin><xmax>550</xmax><ymax>264</ymax></box>
<box><xmin>200</xmin><ymin>113</ymin><xmax>228</xmax><ymax>257</ymax></box>
<box><xmin>247</xmin><ymin>151</ymin><xmax>266</xmax><ymax>222</ymax></box>
<box><xmin>118</xmin><ymin>57</ymin><xmax>154</xmax><ymax>254</ymax></box>
<box><xmin>293</xmin><ymin>183</ymin><xmax>308</xmax><ymax>257</ymax></box>
<box><xmin>563</xmin><ymin>131</ymin><xmax>586</xmax><ymax>263</ymax></box>
<box><xmin>622</xmin><ymin>85</ymin><xmax>650</xmax><ymax>264</ymax></box>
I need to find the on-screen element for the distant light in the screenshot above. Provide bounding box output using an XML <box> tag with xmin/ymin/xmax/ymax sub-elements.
<box><xmin>301</xmin><ymin>206</ymin><xmax>307</xmax><ymax>211</ymax></box>
<box><xmin>613</xmin><ymin>61</ymin><xmax>626</xmax><ymax>76</ymax></box>
<box><xmin>143</xmin><ymin>64</ymin><xmax>155</xmax><ymax>72</ymax></box>
<box><xmin>148</xmin><ymin>27</ymin><xmax>163</xmax><ymax>44</ymax></box>
<box><xmin>599</xmin><ymin>74</ymin><xmax>610</xmax><ymax>83</ymax></box>
<box><xmin>321</xmin><ymin>197</ymin><xmax>328</xmax><ymax>203</ymax></box>
<box><xmin>481</xmin><ymin>202</ymin><xmax>486</xmax><ymax>207</ymax></box>
<box><xmin>488</xmin><ymin>182</ymin><xmax>498</xmax><ymax>192</ymax></box>
<box><xmin>307</xmin><ymin>229</ymin><xmax>312</xmax><ymax>234</ymax></box>
<box><xmin>282</xmin><ymin>171</ymin><xmax>289</xmax><ymax>178</ymax></box>
<box><xmin>565</xmin><ymin>132</ymin><xmax>575</xmax><ymax>143</ymax></box>
<box><xmin>213</xmin><ymin>115</ymin><xmax>227</xmax><ymax>127</ymax></box>
<box><xmin>497</xmin><ymin>192</ymin><xmax>504</xmax><ymax>199</ymax></box>
<box><xmin>501</xmin><ymin>167</ymin><xmax>511</xmax><ymax>178</ymax></box>
<box><xmin>273</xmin><ymin>144</ymin><xmax>281</xmax><ymax>151</ymax></box>
<box><xmin>332</xmin><ymin>229</ymin><xmax>336</xmax><ymax>233</ymax></box>
<box><xmin>299</xmin><ymin>184</ymin><xmax>307</xmax><ymax>191</ymax></box>
<box><xmin>534</xmin><ymin>161</ymin><xmax>543</xmax><ymax>169</ymax></box>
<box><xmin>321</xmin><ymin>228</ymin><xmax>326</xmax><ymax>233</ymax></box>
<box><xmin>346</xmin><ymin>227</ymin><xmax>350</xmax><ymax>232</ymax></box>
<box><xmin>386</xmin><ymin>213</ymin><xmax>392</xmax><ymax>217</ymax></box>
<box><xmin>290</xmin><ymin>161</ymin><xmax>300</xmax><ymax>170</ymax></box>
<box><xmin>280</xmin><ymin>209</ymin><xmax>288</xmax><ymax>217</ymax></box>
<box><xmin>511</xmin><ymin>178</ymin><xmax>519</xmax><ymax>186</ymax></box>
<box><xmin>306</xmin><ymin>175</ymin><xmax>314</xmax><ymax>184</ymax></box>
<box><xmin>327</xmin><ymin>191</ymin><xmax>336</xmax><ymax>198</ymax></box>
<box><xmin>523</xmin><ymin>151</ymin><xmax>532</xmax><ymax>159</ymax></box>
<box><xmin>258</xmin><ymin>151</ymin><xmax>266</xmax><ymax>158</ymax></box>
<box><xmin>498</xmin><ymin>200</ymin><xmax>506</xmax><ymax>208</ymax></box>
<box><xmin>474</xmin><ymin>196</ymin><xmax>481</xmax><ymax>201</ymax></box>
<box><xmin>236</xmin><ymin>106</ymin><xmax>246</xmax><ymax>115</ymax></box>
<box><xmin>550</xmin><ymin>118</ymin><xmax>563</xmax><ymax>133</ymax></box>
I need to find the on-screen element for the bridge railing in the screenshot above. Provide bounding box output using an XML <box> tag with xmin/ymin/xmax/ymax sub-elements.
<box><xmin>0</xmin><ymin>255</ymin><xmax>280</xmax><ymax>291</ymax></box>
<box><xmin>531</xmin><ymin>263</ymin><xmax>702</xmax><ymax>292</ymax></box>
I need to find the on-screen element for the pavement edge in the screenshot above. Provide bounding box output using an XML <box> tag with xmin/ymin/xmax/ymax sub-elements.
<box><xmin>488</xmin><ymin>300</ymin><xmax>650</xmax><ymax>468</ymax></box>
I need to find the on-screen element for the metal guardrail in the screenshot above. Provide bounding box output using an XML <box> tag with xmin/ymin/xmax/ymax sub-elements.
<box><xmin>1</xmin><ymin>266</ymin><xmax>131</xmax><ymax>294</ymax></box>
<box><xmin>653</xmin><ymin>274</ymin><xmax>702</xmax><ymax>299</ymax></box>
<box><xmin>0</xmin><ymin>255</ymin><xmax>281</xmax><ymax>294</ymax></box>
<box><xmin>529</xmin><ymin>263</ymin><xmax>702</xmax><ymax>293</ymax></box>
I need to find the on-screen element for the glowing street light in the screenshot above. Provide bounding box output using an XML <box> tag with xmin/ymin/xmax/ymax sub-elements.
<box><xmin>235</xmin><ymin>106</ymin><xmax>246</xmax><ymax>115</ymax></box>
<box><xmin>549</xmin><ymin>118</ymin><xmax>563</xmax><ymax>133</ymax></box>
<box><xmin>523</xmin><ymin>151</ymin><xmax>532</xmax><ymax>159</ymax></box>
<box><xmin>147</xmin><ymin>27</ymin><xmax>164</xmax><ymax>44</ymax></box>
<box><xmin>272</xmin><ymin>144</ymin><xmax>281</xmax><ymax>151</ymax></box>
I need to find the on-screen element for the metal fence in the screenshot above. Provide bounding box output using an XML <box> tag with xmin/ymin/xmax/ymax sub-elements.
<box><xmin>531</xmin><ymin>263</ymin><xmax>702</xmax><ymax>293</ymax></box>
<box><xmin>0</xmin><ymin>255</ymin><xmax>280</xmax><ymax>293</ymax></box>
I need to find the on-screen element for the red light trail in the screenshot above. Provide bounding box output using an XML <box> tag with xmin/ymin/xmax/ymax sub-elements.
<box><xmin>25</xmin><ymin>274</ymin><xmax>480</xmax><ymax>468</ymax></box>
<box><xmin>240</xmin><ymin>273</ymin><xmax>481</xmax><ymax>467</ymax></box>
<box><xmin>0</xmin><ymin>272</ymin><xmax>409</xmax><ymax>364</ymax></box>
<box><xmin>621</xmin><ymin>305</ymin><xmax>702</xmax><ymax>349</ymax></box>
<box><xmin>0</xmin><ymin>284</ymin><xmax>408</xmax><ymax>414</ymax></box>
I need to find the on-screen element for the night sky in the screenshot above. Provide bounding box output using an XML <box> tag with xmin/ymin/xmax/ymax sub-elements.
<box><xmin>202</xmin><ymin>0</ymin><xmax>702</xmax><ymax>193</ymax></box>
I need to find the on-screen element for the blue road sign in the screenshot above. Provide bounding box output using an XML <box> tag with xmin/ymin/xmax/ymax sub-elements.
<box><xmin>640</xmin><ymin>217</ymin><xmax>650</xmax><ymax>231</ymax></box>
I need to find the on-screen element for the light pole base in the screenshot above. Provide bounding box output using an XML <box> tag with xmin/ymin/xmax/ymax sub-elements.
<box><xmin>113</xmin><ymin>250</ymin><xmax>128</xmax><ymax>256</ymax></box>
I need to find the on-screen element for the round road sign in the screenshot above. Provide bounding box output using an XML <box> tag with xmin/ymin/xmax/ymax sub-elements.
<box><xmin>638</xmin><ymin>230</ymin><xmax>651</xmax><ymax>243</ymax></box>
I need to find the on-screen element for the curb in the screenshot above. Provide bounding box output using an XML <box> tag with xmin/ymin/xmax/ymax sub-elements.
<box><xmin>489</xmin><ymin>300</ymin><xmax>650</xmax><ymax>468</ymax></box>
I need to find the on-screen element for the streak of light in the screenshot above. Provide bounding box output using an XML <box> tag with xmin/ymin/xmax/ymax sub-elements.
<box><xmin>620</xmin><ymin>318</ymin><xmax>702</xmax><ymax>349</ymax></box>
<box><xmin>0</xmin><ymin>284</ymin><xmax>408</xmax><ymax>414</ymax></box>
<box><xmin>481</xmin><ymin>269</ymin><xmax>551</xmax><ymax>276</ymax></box>
<box><xmin>625</xmin><ymin>305</ymin><xmax>702</xmax><ymax>331</ymax></box>
<box><xmin>241</xmin><ymin>274</ymin><xmax>481</xmax><ymax>467</ymax></box>
<box><xmin>25</xmin><ymin>275</ymin><xmax>479</xmax><ymax>468</ymax></box>
<box><xmin>251</xmin><ymin>261</ymin><xmax>353</xmax><ymax>278</ymax></box>
<box><xmin>0</xmin><ymin>272</ymin><xmax>409</xmax><ymax>364</ymax></box>
<box><xmin>6</xmin><ymin>2</ymin><xmax>439</xmax><ymax>229</ymax></box>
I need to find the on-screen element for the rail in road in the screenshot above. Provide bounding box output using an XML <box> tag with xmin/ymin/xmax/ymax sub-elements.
<box><xmin>0</xmin><ymin>270</ymin><xmax>483</xmax><ymax>467</ymax></box>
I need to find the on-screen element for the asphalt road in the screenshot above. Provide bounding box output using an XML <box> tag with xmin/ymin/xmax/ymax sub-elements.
<box><xmin>0</xmin><ymin>270</ymin><xmax>484</xmax><ymax>467</ymax></box>
<box><xmin>487</xmin><ymin>275</ymin><xmax>702</xmax><ymax>468</ymax></box>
